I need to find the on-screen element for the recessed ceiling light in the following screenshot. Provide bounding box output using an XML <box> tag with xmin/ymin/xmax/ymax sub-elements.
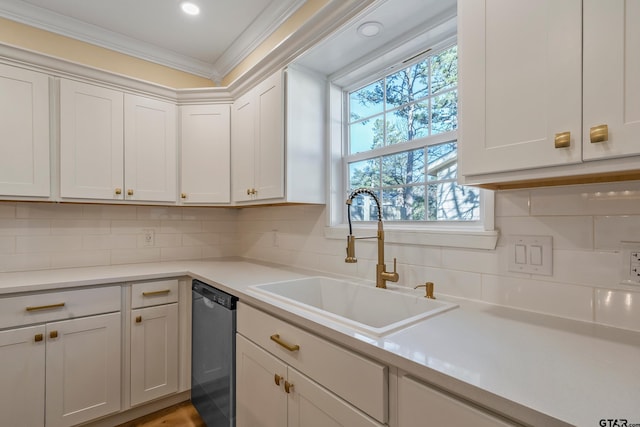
<box><xmin>357</xmin><ymin>21</ymin><xmax>383</xmax><ymax>37</ymax></box>
<box><xmin>181</xmin><ymin>1</ymin><xmax>200</xmax><ymax>15</ymax></box>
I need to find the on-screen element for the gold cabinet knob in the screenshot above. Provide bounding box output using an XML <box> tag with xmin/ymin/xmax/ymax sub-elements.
<box><xmin>590</xmin><ymin>124</ymin><xmax>608</xmax><ymax>143</ymax></box>
<box><xmin>246</xmin><ymin>188</ymin><xmax>251</xmax><ymax>195</ymax></box>
<box><xmin>251</xmin><ymin>188</ymin><xmax>257</xmax><ymax>195</ymax></box>
<box><xmin>135</xmin><ymin>315</ymin><xmax>142</xmax><ymax>323</ymax></box>
<box><xmin>34</xmin><ymin>334</ymin><xmax>44</xmax><ymax>342</ymax></box>
<box><xmin>115</xmin><ymin>188</ymin><xmax>122</xmax><ymax>195</ymax></box>
<box><xmin>274</xmin><ymin>374</ymin><xmax>283</xmax><ymax>386</ymax></box>
<box><xmin>127</xmin><ymin>189</ymin><xmax>134</xmax><ymax>196</ymax></box>
<box><xmin>49</xmin><ymin>330</ymin><xmax>58</xmax><ymax>339</ymax></box>
<box><xmin>181</xmin><ymin>193</ymin><xmax>187</xmax><ymax>199</ymax></box>
<box><xmin>284</xmin><ymin>381</ymin><xmax>294</xmax><ymax>394</ymax></box>
<box><xmin>554</xmin><ymin>131</ymin><xmax>571</xmax><ymax>148</ymax></box>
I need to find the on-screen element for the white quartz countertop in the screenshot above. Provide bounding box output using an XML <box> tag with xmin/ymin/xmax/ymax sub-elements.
<box><xmin>1</xmin><ymin>258</ymin><xmax>638</xmax><ymax>426</ymax></box>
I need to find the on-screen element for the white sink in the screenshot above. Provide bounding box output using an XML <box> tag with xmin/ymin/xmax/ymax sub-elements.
<box><xmin>250</xmin><ymin>276</ymin><xmax>457</xmax><ymax>336</ymax></box>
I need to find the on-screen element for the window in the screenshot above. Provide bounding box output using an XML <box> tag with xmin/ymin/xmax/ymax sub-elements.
<box><xmin>345</xmin><ymin>45</ymin><xmax>480</xmax><ymax>223</ymax></box>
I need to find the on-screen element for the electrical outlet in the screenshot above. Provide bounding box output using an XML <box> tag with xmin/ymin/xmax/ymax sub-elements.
<box><xmin>620</xmin><ymin>242</ymin><xmax>640</xmax><ymax>285</ymax></box>
<box><xmin>143</xmin><ymin>229</ymin><xmax>155</xmax><ymax>247</ymax></box>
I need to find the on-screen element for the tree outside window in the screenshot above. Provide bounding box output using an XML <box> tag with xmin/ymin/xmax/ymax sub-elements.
<box><xmin>346</xmin><ymin>45</ymin><xmax>479</xmax><ymax>222</ymax></box>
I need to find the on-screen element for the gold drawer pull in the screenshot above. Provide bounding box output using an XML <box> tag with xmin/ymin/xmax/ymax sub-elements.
<box><xmin>34</xmin><ymin>334</ymin><xmax>43</xmax><ymax>342</ymax></box>
<box><xmin>135</xmin><ymin>315</ymin><xmax>142</xmax><ymax>323</ymax></box>
<box><xmin>127</xmin><ymin>189</ymin><xmax>134</xmax><ymax>196</ymax></box>
<box><xmin>554</xmin><ymin>131</ymin><xmax>571</xmax><ymax>148</ymax></box>
<box><xmin>49</xmin><ymin>331</ymin><xmax>58</xmax><ymax>339</ymax></box>
<box><xmin>590</xmin><ymin>124</ymin><xmax>609</xmax><ymax>143</ymax></box>
<box><xmin>115</xmin><ymin>188</ymin><xmax>122</xmax><ymax>195</ymax></box>
<box><xmin>26</xmin><ymin>302</ymin><xmax>65</xmax><ymax>312</ymax></box>
<box><xmin>181</xmin><ymin>193</ymin><xmax>187</xmax><ymax>199</ymax></box>
<box><xmin>142</xmin><ymin>289</ymin><xmax>171</xmax><ymax>297</ymax></box>
<box><xmin>284</xmin><ymin>381</ymin><xmax>294</xmax><ymax>394</ymax></box>
<box><xmin>274</xmin><ymin>374</ymin><xmax>283</xmax><ymax>386</ymax></box>
<box><xmin>270</xmin><ymin>334</ymin><xmax>300</xmax><ymax>352</ymax></box>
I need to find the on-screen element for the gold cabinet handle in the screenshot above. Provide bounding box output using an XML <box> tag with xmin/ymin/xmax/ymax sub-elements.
<box><xmin>246</xmin><ymin>188</ymin><xmax>251</xmax><ymax>195</ymax></box>
<box><xmin>142</xmin><ymin>289</ymin><xmax>171</xmax><ymax>297</ymax></box>
<box><xmin>181</xmin><ymin>193</ymin><xmax>187</xmax><ymax>199</ymax></box>
<box><xmin>590</xmin><ymin>124</ymin><xmax>609</xmax><ymax>143</ymax></box>
<box><xmin>270</xmin><ymin>334</ymin><xmax>300</xmax><ymax>352</ymax></box>
<box><xmin>554</xmin><ymin>131</ymin><xmax>571</xmax><ymax>148</ymax></box>
<box><xmin>135</xmin><ymin>315</ymin><xmax>142</xmax><ymax>323</ymax></box>
<box><xmin>127</xmin><ymin>189</ymin><xmax>134</xmax><ymax>196</ymax></box>
<box><xmin>26</xmin><ymin>302</ymin><xmax>65</xmax><ymax>312</ymax></box>
<box><xmin>284</xmin><ymin>381</ymin><xmax>294</xmax><ymax>394</ymax></box>
<box><xmin>251</xmin><ymin>188</ymin><xmax>257</xmax><ymax>195</ymax></box>
<box><xmin>274</xmin><ymin>374</ymin><xmax>283</xmax><ymax>386</ymax></box>
<box><xmin>49</xmin><ymin>331</ymin><xmax>58</xmax><ymax>339</ymax></box>
<box><xmin>414</xmin><ymin>282</ymin><xmax>436</xmax><ymax>299</ymax></box>
<box><xmin>34</xmin><ymin>334</ymin><xmax>44</xmax><ymax>342</ymax></box>
<box><xmin>115</xmin><ymin>188</ymin><xmax>122</xmax><ymax>195</ymax></box>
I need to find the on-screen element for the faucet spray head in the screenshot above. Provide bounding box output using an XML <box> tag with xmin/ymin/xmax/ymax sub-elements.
<box><xmin>345</xmin><ymin>235</ymin><xmax>357</xmax><ymax>263</ymax></box>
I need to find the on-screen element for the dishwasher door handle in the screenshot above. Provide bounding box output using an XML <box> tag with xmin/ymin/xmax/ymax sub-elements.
<box><xmin>270</xmin><ymin>334</ymin><xmax>300</xmax><ymax>352</ymax></box>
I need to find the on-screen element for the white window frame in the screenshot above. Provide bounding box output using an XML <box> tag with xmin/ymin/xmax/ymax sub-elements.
<box><xmin>324</xmin><ymin>32</ymin><xmax>498</xmax><ymax>250</ymax></box>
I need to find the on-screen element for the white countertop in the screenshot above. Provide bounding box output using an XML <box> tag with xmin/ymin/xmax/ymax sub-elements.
<box><xmin>1</xmin><ymin>258</ymin><xmax>638</xmax><ymax>426</ymax></box>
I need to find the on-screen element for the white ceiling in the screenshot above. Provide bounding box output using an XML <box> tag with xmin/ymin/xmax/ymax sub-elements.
<box><xmin>0</xmin><ymin>0</ymin><xmax>458</xmax><ymax>86</ymax></box>
<box><xmin>0</xmin><ymin>0</ymin><xmax>306</xmax><ymax>82</ymax></box>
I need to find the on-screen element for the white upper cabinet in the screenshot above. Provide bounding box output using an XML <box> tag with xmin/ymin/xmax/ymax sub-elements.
<box><xmin>231</xmin><ymin>66</ymin><xmax>325</xmax><ymax>205</ymax></box>
<box><xmin>0</xmin><ymin>64</ymin><xmax>50</xmax><ymax>198</ymax></box>
<box><xmin>582</xmin><ymin>0</ymin><xmax>640</xmax><ymax>161</ymax></box>
<box><xmin>180</xmin><ymin>104</ymin><xmax>231</xmax><ymax>204</ymax></box>
<box><xmin>232</xmin><ymin>70</ymin><xmax>284</xmax><ymax>202</ymax></box>
<box><xmin>60</xmin><ymin>79</ymin><xmax>177</xmax><ymax>202</ymax></box>
<box><xmin>458</xmin><ymin>0</ymin><xmax>582</xmax><ymax>177</ymax></box>
<box><xmin>459</xmin><ymin>0</ymin><xmax>640</xmax><ymax>188</ymax></box>
<box><xmin>124</xmin><ymin>94</ymin><xmax>177</xmax><ymax>202</ymax></box>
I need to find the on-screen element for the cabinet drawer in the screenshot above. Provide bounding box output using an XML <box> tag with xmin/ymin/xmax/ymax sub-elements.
<box><xmin>131</xmin><ymin>279</ymin><xmax>179</xmax><ymax>308</ymax></box>
<box><xmin>237</xmin><ymin>303</ymin><xmax>388</xmax><ymax>423</ymax></box>
<box><xmin>0</xmin><ymin>286</ymin><xmax>120</xmax><ymax>329</ymax></box>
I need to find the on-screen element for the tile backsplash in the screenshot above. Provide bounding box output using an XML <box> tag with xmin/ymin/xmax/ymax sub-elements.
<box><xmin>2</xmin><ymin>180</ymin><xmax>640</xmax><ymax>332</ymax></box>
<box><xmin>0</xmin><ymin>202</ymin><xmax>239</xmax><ymax>271</ymax></box>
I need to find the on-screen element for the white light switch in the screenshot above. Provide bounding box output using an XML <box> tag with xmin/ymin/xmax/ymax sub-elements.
<box><xmin>515</xmin><ymin>244</ymin><xmax>527</xmax><ymax>264</ymax></box>
<box><xmin>508</xmin><ymin>235</ymin><xmax>553</xmax><ymax>275</ymax></box>
<box><xmin>530</xmin><ymin>245</ymin><xmax>543</xmax><ymax>265</ymax></box>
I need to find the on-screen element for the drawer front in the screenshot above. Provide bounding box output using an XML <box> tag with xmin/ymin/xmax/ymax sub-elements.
<box><xmin>131</xmin><ymin>279</ymin><xmax>179</xmax><ymax>308</ymax></box>
<box><xmin>0</xmin><ymin>286</ymin><xmax>121</xmax><ymax>329</ymax></box>
<box><xmin>237</xmin><ymin>303</ymin><xmax>388</xmax><ymax>423</ymax></box>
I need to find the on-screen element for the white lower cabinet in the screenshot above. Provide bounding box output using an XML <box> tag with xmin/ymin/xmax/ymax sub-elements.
<box><xmin>129</xmin><ymin>279</ymin><xmax>180</xmax><ymax>407</ymax></box>
<box><xmin>0</xmin><ymin>286</ymin><xmax>121</xmax><ymax>427</ymax></box>
<box><xmin>397</xmin><ymin>374</ymin><xmax>519</xmax><ymax>427</ymax></box>
<box><xmin>236</xmin><ymin>303</ymin><xmax>386</xmax><ymax>427</ymax></box>
<box><xmin>236</xmin><ymin>335</ymin><xmax>383</xmax><ymax>427</ymax></box>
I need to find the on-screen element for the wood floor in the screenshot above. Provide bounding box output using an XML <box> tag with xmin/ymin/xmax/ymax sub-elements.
<box><xmin>116</xmin><ymin>401</ymin><xmax>206</xmax><ymax>427</ymax></box>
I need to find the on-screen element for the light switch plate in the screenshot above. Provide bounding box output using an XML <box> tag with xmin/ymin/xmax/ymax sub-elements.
<box><xmin>508</xmin><ymin>235</ymin><xmax>553</xmax><ymax>275</ymax></box>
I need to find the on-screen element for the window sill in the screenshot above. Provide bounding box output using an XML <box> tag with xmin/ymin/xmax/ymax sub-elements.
<box><xmin>324</xmin><ymin>225</ymin><xmax>499</xmax><ymax>250</ymax></box>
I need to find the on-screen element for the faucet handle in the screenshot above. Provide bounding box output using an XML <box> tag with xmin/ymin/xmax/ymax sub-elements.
<box><xmin>414</xmin><ymin>282</ymin><xmax>435</xmax><ymax>299</ymax></box>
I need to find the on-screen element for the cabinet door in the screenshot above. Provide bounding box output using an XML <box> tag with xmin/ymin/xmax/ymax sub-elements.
<box><xmin>0</xmin><ymin>325</ymin><xmax>45</xmax><ymax>427</ymax></box>
<box><xmin>236</xmin><ymin>334</ymin><xmax>287</xmax><ymax>427</ymax></box>
<box><xmin>255</xmin><ymin>71</ymin><xmax>285</xmax><ymax>201</ymax></box>
<box><xmin>583</xmin><ymin>0</ymin><xmax>640</xmax><ymax>161</ymax></box>
<box><xmin>45</xmin><ymin>312</ymin><xmax>121</xmax><ymax>427</ymax></box>
<box><xmin>458</xmin><ymin>0</ymin><xmax>582</xmax><ymax>176</ymax></box>
<box><xmin>231</xmin><ymin>91</ymin><xmax>256</xmax><ymax>202</ymax></box>
<box><xmin>0</xmin><ymin>64</ymin><xmax>50</xmax><ymax>197</ymax></box>
<box><xmin>60</xmin><ymin>79</ymin><xmax>124</xmax><ymax>200</ymax></box>
<box><xmin>180</xmin><ymin>104</ymin><xmax>231</xmax><ymax>203</ymax></box>
<box><xmin>287</xmin><ymin>368</ymin><xmax>383</xmax><ymax>427</ymax></box>
<box><xmin>124</xmin><ymin>94</ymin><xmax>177</xmax><ymax>202</ymax></box>
<box><xmin>397</xmin><ymin>375</ymin><xmax>517</xmax><ymax>427</ymax></box>
<box><xmin>130</xmin><ymin>303</ymin><xmax>179</xmax><ymax>406</ymax></box>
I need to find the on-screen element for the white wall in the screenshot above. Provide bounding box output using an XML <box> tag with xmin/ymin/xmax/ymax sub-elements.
<box><xmin>237</xmin><ymin>181</ymin><xmax>640</xmax><ymax>332</ymax></box>
<box><xmin>0</xmin><ymin>202</ymin><xmax>239</xmax><ymax>271</ymax></box>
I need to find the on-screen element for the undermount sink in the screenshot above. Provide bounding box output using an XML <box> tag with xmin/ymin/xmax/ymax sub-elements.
<box><xmin>250</xmin><ymin>276</ymin><xmax>457</xmax><ymax>336</ymax></box>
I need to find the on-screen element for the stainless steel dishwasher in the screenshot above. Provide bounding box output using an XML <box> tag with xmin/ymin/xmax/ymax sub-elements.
<box><xmin>191</xmin><ymin>279</ymin><xmax>238</xmax><ymax>426</ymax></box>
